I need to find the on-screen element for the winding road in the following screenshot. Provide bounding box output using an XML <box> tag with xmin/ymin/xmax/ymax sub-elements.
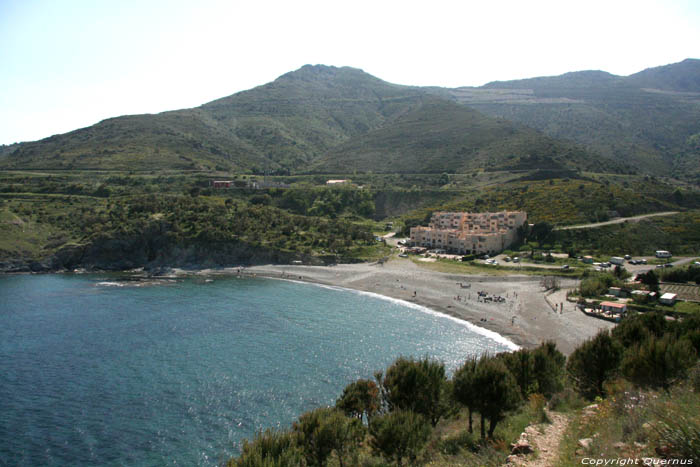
<box><xmin>555</xmin><ymin>211</ymin><xmax>679</xmax><ymax>230</ymax></box>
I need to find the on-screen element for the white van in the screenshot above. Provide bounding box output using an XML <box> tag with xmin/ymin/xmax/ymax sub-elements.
<box><xmin>655</xmin><ymin>250</ymin><xmax>672</xmax><ymax>258</ymax></box>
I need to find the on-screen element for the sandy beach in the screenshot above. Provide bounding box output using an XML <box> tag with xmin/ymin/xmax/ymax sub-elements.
<box><xmin>233</xmin><ymin>259</ymin><xmax>615</xmax><ymax>356</ymax></box>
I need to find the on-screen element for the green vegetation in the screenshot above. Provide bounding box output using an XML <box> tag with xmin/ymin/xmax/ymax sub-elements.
<box><xmin>446</xmin><ymin>59</ymin><xmax>700</xmax><ymax>181</ymax></box>
<box><xmin>226</xmin><ymin>309</ymin><xmax>699</xmax><ymax>466</ymax></box>
<box><xmin>369</xmin><ymin>410</ymin><xmax>431</xmax><ymax>466</ymax></box>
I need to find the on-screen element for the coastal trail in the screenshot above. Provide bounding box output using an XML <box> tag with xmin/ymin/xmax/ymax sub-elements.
<box><xmin>507</xmin><ymin>410</ymin><xmax>571</xmax><ymax>467</ymax></box>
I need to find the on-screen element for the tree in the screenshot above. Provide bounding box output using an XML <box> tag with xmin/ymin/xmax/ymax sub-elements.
<box><xmin>336</xmin><ymin>379</ymin><xmax>380</xmax><ymax>425</ymax></box>
<box><xmin>532</xmin><ymin>341</ymin><xmax>566</xmax><ymax>398</ymax></box>
<box><xmin>453</xmin><ymin>356</ymin><xmax>479</xmax><ymax>433</ymax></box>
<box><xmin>369</xmin><ymin>410</ymin><xmax>431</xmax><ymax>466</ymax></box>
<box><xmin>567</xmin><ymin>330</ymin><xmax>623</xmax><ymax>399</ymax></box>
<box><xmin>498</xmin><ymin>349</ymin><xmax>535</xmax><ymax>399</ymax></box>
<box><xmin>621</xmin><ymin>334</ymin><xmax>697</xmax><ymax>392</ymax></box>
<box><xmin>381</xmin><ymin>357</ymin><xmax>447</xmax><ymax>426</ymax></box>
<box><xmin>473</xmin><ymin>357</ymin><xmax>521</xmax><ymax>438</ymax></box>
<box><xmin>530</xmin><ymin>222</ymin><xmax>553</xmax><ymax>245</ymax></box>
<box><xmin>636</xmin><ymin>270</ymin><xmax>660</xmax><ymax>293</ymax></box>
<box><xmin>293</xmin><ymin>407</ymin><xmax>364</xmax><ymax>467</ymax></box>
<box><xmin>230</xmin><ymin>428</ymin><xmax>303</xmax><ymax>467</ymax></box>
<box><xmin>612</xmin><ymin>312</ymin><xmax>667</xmax><ymax>347</ymax></box>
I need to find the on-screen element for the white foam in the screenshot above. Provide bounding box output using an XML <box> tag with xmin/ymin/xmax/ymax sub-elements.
<box><xmin>95</xmin><ymin>281</ymin><xmax>126</xmax><ymax>287</ymax></box>
<box><xmin>274</xmin><ymin>278</ymin><xmax>519</xmax><ymax>351</ymax></box>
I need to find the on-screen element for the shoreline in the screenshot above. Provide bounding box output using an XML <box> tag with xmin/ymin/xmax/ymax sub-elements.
<box><xmin>2</xmin><ymin>259</ymin><xmax>615</xmax><ymax>355</ymax></box>
<box><xmin>265</xmin><ymin>276</ymin><xmax>521</xmax><ymax>351</ymax></box>
<box><xmin>180</xmin><ymin>259</ymin><xmax>615</xmax><ymax>356</ymax></box>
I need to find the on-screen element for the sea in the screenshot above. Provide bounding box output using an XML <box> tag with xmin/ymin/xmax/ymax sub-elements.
<box><xmin>0</xmin><ymin>273</ymin><xmax>514</xmax><ymax>466</ymax></box>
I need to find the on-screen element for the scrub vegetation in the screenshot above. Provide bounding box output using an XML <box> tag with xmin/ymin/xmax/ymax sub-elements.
<box><xmin>227</xmin><ymin>311</ymin><xmax>699</xmax><ymax>466</ymax></box>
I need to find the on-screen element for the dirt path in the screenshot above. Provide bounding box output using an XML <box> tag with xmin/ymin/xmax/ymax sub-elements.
<box><xmin>508</xmin><ymin>410</ymin><xmax>570</xmax><ymax>467</ymax></box>
<box><xmin>555</xmin><ymin>211</ymin><xmax>678</xmax><ymax>230</ymax></box>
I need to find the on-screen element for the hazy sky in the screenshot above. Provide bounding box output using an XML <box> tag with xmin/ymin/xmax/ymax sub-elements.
<box><xmin>1</xmin><ymin>0</ymin><xmax>698</xmax><ymax>145</ymax></box>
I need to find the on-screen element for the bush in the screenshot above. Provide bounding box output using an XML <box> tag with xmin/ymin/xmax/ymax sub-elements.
<box><xmin>621</xmin><ymin>334</ymin><xmax>697</xmax><ymax>392</ymax></box>
<box><xmin>567</xmin><ymin>330</ymin><xmax>623</xmax><ymax>399</ymax></box>
<box><xmin>381</xmin><ymin>357</ymin><xmax>446</xmax><ymax>426</ymax></box>
<box><xmin>437</xmin><ymin>429</ymin><xmax>479</xmax><ymax>456</ymax></box>
<box><xmin>653</xmin><ymin>410</ymin><xmax>700</xmax><ymax>463</ymax></box>
<box><xmin>293</xmin><ymin>407</ymin><xmax>364</xmax><ymax>467</ymax></box>
<box><xmin>229</xmin><ymin>428</ymin><xmax>303</xmax><ymax>467</ymax></box>
<box><xmin>336</xmin><ymin>378</ymin><xmax>380</xmax><ymax>425</ymax></box>
<box><xmin>369</xmin><ymin>410</ymin><xmax>431</xmax><ymax>466</ymax></box>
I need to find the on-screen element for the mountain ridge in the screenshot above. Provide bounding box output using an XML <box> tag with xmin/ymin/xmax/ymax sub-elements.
<box><xmin>2</xmin><ymin>60</ymin><xmax>698</xmax><ymax>177</ymax></box>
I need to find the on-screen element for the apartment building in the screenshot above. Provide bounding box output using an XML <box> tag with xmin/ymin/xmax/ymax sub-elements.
<box><xmin>410</xmin><ymin>211</ymin><xmax>527</xmax><ymax>255</ymax></box>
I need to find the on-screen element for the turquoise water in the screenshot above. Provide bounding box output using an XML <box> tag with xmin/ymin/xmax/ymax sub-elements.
<box><xmin>0</xmin><ymin>274</ymin><xmax>512</xmax><ymax>466</ymax></box>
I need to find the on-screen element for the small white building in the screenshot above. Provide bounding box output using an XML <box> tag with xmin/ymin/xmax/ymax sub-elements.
<box><xmin>659</xmin><ymin>293</ymin><xmax>677</xmax><ymax>305</ymax></box>
<box><xmin>600</xmin><ymin>301</ymin><xmax>627</xmax><ymax>315</ymax></box>
<box><xmin>326</xmin><ymin>179</ymin><xmax>349</xmax><ymax>185</ymax></box>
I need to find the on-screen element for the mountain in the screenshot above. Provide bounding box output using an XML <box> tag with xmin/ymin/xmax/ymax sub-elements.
<box><xmin>312</xmin><ymin>97</ymin><xmax>605</xmax><ymax>173</ymax></box>
<box><xmin>2</xmin><ymin>61</ymin><xmax>696</xmax><ymax>176</ymax></box>
<box><xmin>626</xmin><ymin>58</ymin><xmax>700</xmax><ymax>92</ymax></box>
<box><xmin>0</xmin><ymin>65</ymin><xmax>428</xmax><ymax>172</ymax></box>
<box><xmin>441</xmin><ymin>59</ymin><xmax>700</xmax><ymax>179</ymax></box>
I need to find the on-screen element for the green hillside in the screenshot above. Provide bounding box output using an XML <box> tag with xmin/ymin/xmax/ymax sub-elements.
<box><xmin>0</xmin><ymin>65</ymin><xmax>616</xmax><ymax>175</ymax></box>
<box><xmin>313</xmin><ymin>97</ymin><xmax>616</xmax><ymax>173</ymax></box>
<box><xmin>0</xmin><ymin>66</ymin><xmax>428</xmax><ymax>173</ymax></box>
<box><xmin>442</xmin><ymin>59</ymin><xmax>700</xmax><ymax>180</ymax></box>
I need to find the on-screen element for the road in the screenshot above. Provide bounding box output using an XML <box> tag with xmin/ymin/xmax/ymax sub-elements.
<box><xmin>555</xmin><ymin>211</ymin><xmax>679</xmax><ymax>230</ymax></box>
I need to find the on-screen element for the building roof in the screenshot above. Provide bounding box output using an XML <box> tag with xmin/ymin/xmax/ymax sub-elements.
<box><xmin>660</xmin><ymin>293</ymin><xmax>677</xmax><ymax>300</ymax></box>
<box><xmin>600</xmin><ymin>301</ymin><xmax>627</xmax><ymax>309</ymax></box>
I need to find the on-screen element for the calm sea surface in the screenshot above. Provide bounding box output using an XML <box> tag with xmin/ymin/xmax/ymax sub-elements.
<box><xmin>0</xmin><ymin>273</ymin><xmax>512</xmax><ymax>466</ymax></box>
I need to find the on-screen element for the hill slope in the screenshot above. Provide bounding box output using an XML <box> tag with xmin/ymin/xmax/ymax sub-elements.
<box><xmin>312</xmin><ymin>97</ymin><xmax>609</xmax><ymax>173</ymax></box>
<box><xmin>2</xmin><ymin>61</ymin><xmax>697</xmax><ymax>176</ymax></box>
<box><xmin>441</xmin><ymin>59</ymin><xmax>700</xmax><ymax>179</ymax></box>
<box><xmin>0</xmin><ymin>66</ymin><xmax>425</xmax><ymax>172</ymax></box>
<box><xmin>0</xmin><ymin>65</ymin><xmax>615</xmax><ymax>175</ymax></box>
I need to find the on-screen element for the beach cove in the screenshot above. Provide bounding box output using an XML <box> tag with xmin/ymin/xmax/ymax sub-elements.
<box><xmin>0</xmin><ymin>271</ymin><xmax>516</xmax><ymax>465</ymax></box>
<box><xmin>240</xmin><ymin>259</ymin><xmax>615</xmax><ymax>356</ymax></box>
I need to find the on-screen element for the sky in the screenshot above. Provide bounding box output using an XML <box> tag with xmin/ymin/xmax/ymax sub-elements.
<box><xmin>1</xmin><ymin>0</ymin><xmax>698</xmax><ymax>145</ymax></box>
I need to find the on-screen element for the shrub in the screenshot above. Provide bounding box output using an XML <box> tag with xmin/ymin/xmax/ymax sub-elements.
<box><xmin>567</xmin><ymin>330</ymin><xmax>623</xmax><ymax>399</ymax></box>
<box><xmin>229</xmin><ymin>428</ymin><xmax>303</xmax><ymax>467</ymax></box>
<box><xmin>381</xmin><ymin>357</ymin><xmax>446</xmax><ymax>426</ymax></box>
<box><xmin>621</xmin><ymin>334</ymin><xmax>697</xmax><ymax>392</ymax></box>
<box><xmin>369</xmin><ymin>410</ymin><xmax>431</xmax><ymax>466</ymax></box>
<box><xmin>336</xmin><ymin>378</ymin><xmax>380</xmax><ymax>425</ymax></box>
<box><xmin>532</xmin><ymin>341</ymin><xmax>566</xmax><ymax>398</ymax></box>
<box><xmin>293</xmin><ymin>407</ymin><xmax>364</xmax><ymax>467</ymax></box>
<box><xmin>653</xmin><ymin>410</ymin><xmax>700</xmax><ymax>463</ymax></box>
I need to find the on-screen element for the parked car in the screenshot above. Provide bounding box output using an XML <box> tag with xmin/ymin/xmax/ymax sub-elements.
<box><xmin>624</xmin><ymin>254</ymin><xmax>631</xmax><ymax>260</ymax></box>
<box><xmin>398</xmin><ymin>253</ymin><xmax>408</xmax><ymax>258</ymax></box>
<box><xmin>512</xmin><ymin>257</ymin><xmax>520</xmax><ymax>263</ymax></box>
<box><xmin>561</xmin><ymin>264</ymin><xmax>570</xmax><ymax>270</ymax></box>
